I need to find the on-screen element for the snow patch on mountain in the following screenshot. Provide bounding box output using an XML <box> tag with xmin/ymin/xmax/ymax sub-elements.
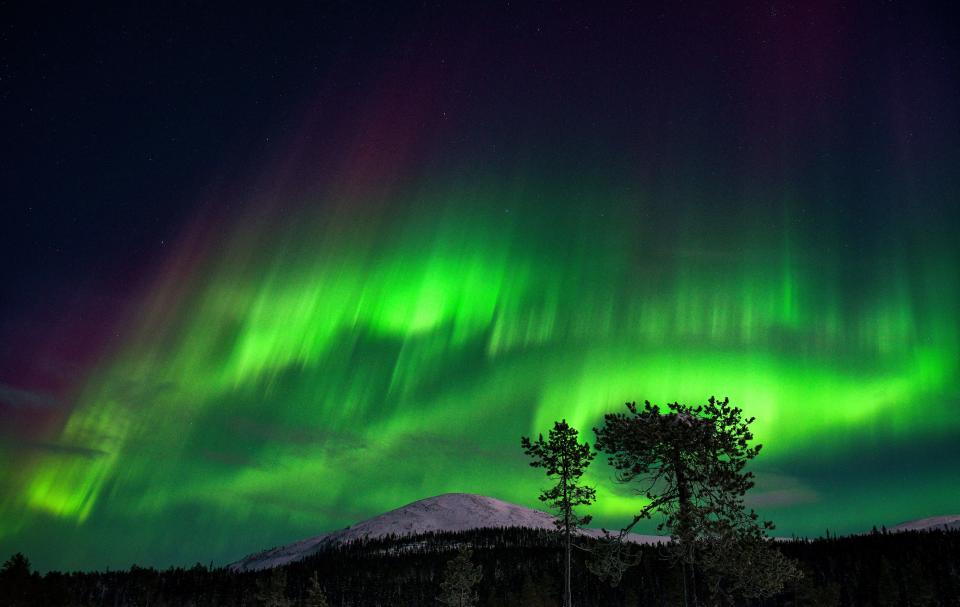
<box><xmin>230</xmin><ymin>493</ymin><xmax>664</xmax><ymax>571</ymax></box>
<box><xmin>889</xmin><ymin>514</ymin><xmax>960</xmax><ymax>533</ymax></box>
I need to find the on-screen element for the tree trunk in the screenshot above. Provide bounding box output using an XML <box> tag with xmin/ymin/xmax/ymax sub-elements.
<box><xmin>564</xmin><ymin>473</ymin><xmax>572</xmax><ymax>607</ymax></box>
<box><xmin>674</xmin><ymin>445</ymin><xmax>698</xmax><ymax>607</ymax></box>
<box><xmin>566</xmin><ymin>524</ymin><xmax>571</xmax><ymax>607</ymax></box>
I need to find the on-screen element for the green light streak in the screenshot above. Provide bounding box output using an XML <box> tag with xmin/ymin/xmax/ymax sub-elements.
<box><xmin>6</xmin><ymin>177</ymin><xmax>959</xmax><ymax>569</ymax></box>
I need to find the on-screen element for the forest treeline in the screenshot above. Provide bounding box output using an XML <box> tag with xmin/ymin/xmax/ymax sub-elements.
<box><xmin>3</xmin><ymin>526</ymin><xmax>959</xmax><ymax>606</ymax></box>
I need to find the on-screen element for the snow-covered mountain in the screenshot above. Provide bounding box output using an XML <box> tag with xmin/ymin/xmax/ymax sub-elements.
<box><xmin>228</xmin><ymin>493</ymin><xmax>960</xmax><ymax>571</ymax></box>
<box><xmin>230</xmin><ymin>493</ymin><xmax>665</xmax><ymax>571</ymax></box>
<box><xmin>889</xmin><ymin>514</ymin><xmax>960</xmax><ymax>533</ymax></box>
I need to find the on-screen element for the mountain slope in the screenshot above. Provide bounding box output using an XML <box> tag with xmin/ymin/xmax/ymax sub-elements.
<box><xmin>890</xmin><ymin>514</ymin><xmax>960</xmax><ymax>532</ymax></box>
<box><xmin>230</xmin><ymin>493</ymin><xmax>664</xmax><ymax>571</ymax></box>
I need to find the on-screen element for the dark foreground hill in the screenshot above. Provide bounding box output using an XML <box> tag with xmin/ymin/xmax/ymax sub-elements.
<box><xmin>3</xmin><ymin>526</ymin><xmax>960</xmax><ymax>606</ymax></box>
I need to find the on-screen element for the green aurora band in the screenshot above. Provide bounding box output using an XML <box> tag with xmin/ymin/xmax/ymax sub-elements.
<box><xmin>4</xmin><ymin>168</ymin><xmax>960</xmax><ymax>569</ymax></box>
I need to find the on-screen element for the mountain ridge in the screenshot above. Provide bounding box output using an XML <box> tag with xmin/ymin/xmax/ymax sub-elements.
<box><xmin>229</xmin><ymin>493</ymin><xmax>960</xmax><ymax>571</ymax></box>
<box><xmin>889</xmin><ymin>514</ymin><xmax>960</xmax><ymax>533</ymax></box>
<box><xmin>230</xmin><ymin>493</ymin><xmax>663</xmax><ymax>571</ymax></box>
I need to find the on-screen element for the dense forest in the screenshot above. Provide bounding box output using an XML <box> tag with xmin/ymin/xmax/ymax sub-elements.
<box><xmin>3</xmin><ymin>527</ymin><xmax>959</xmax><ymax>606</ymax></box>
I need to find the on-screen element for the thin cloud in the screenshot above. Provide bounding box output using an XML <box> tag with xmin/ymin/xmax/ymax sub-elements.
<box><xmin>20</xmin><ymin>441</ymin><xmax>108</xmax><ymax>458</ymax></box>
<box><xmin>746</xmin><ymin>487</ymin><xmax>820</xmax><ymax>508</ymax></box>
<box><xmin>0</xmin><ymin>384</ymin><xmax>62</xmax><ymax>410</ymax></box>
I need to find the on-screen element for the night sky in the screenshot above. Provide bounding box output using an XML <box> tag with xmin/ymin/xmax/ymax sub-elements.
<box><xmin>2</xmin><ymin>3</ymin><xmax>959</xmax><ymax>572</ymax></box>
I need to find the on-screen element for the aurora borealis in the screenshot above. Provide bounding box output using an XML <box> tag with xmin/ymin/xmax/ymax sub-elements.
<box><xmin>2</xmin><ymin>3</ymin><xmax>959</xmax><ymax>571</ymax></box>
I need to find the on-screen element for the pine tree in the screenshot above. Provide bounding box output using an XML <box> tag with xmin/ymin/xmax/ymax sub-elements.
<box><xmin>0</xmin><ymin>553</ymin><xmax>36</xmax><ymax>607</ymax></box>
<box><xmin>594</xmin><ymin>397</ymin><xmax>800</xmax><ymax>606</ymax></box>
<box><xmin>585</xmin><ymin>530</ymin><xmax>642</xmax><ymax>587</ymax></box>
<box><xmin>437</xmin><ymin>546</ymin><xmax>483</xmax><ymax>607</ymax></box>
<box><xmin>875</xmin><ymin>556</ymin><xmax>899</xmax><ymax>607</ymax></box>
<box><xmin>303</xmin><ymin>571</ymin><xmax>329</xmax><ymax>607</ymax></box>
<box><xmin>255</xmin><ymin>568</ymin><xmax>291</xmax><ymax>607</ymax></box>
<box><xmin>521</xmin><ymin>419</ymin><xmax>596</xmax><ymax>607</ymax></box>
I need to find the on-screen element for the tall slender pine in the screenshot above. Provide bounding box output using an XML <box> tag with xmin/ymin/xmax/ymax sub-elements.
<box><xmin>522</xmin><ymin>419</ymin><xmax>596</xmax><ymax>607</ymax></box>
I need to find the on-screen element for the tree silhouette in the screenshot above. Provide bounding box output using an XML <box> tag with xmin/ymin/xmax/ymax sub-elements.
<box><xmin>255</xmin><ymin>567</ymin><xmax>291</xmax><ymax>607</ymax></box>
<box><xmin>303</xmin><ymin>570</ymin><xmax>329</xmax><ymax>607</ymax></box>
<box><xmin>436</xmin><ymin>546</ymin><xmax>482</xmax><ymax>607</ymax></box>
<box><xmin>0</xmin><ymin>553</ymin><xmax>35</xmax><ymax>607</ymax></box>
<box><xmin>594</xmin><ymin>397</ymin><xmax>799</xmax><ymax>606</ymax></box>
<box><xmin>522</xmin><ymin>419</ymin><xmax>596</xmax><ymax>607</ymax></box>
